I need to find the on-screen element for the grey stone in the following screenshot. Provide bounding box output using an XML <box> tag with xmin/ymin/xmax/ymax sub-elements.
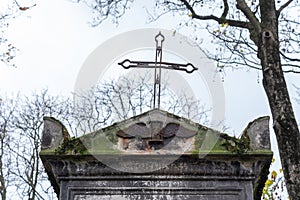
<box><xmin>41</xmin><ymin>117</ymin><xmax>70</xmax><ymax>150</ymax></box>
<box><xmin>40</xmin><ymin>109</ymin><xmax>272</xmax><ymax>200</ymax></box>
<box><xmin>242</xmin><ymin>116</ymin><xmax>271</xmax><ymax>150</ymax></box>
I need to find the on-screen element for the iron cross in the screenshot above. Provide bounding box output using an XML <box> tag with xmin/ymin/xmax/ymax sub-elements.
<box><xmin>118</xmin><ymin>32</ymin><xmax>198</xmax><ymax>109</ymax></box>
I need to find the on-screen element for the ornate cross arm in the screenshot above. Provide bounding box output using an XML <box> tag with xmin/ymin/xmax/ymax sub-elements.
<box><xmin>118</xmin><ymin>59</ymin><xmax>198</xmax><ymax>73</ymax></box>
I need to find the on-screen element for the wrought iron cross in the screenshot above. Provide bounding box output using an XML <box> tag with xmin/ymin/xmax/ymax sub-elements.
<box><xmin>118</xmin><ymin>32</ymin><xmax>198</xmax><ymax>109</ymax></box>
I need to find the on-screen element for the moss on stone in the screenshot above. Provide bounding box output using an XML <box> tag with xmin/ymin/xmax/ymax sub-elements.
<box><xmin>55</xmin><ymin>137</ymin><xmax>87</xmax><ymax>155</ymax></box>
<box><xmin>220</xmin><ymin>133</ymin><xmax>251</xmax><ymax>154</ymax></box>
<box><xmin>193</xmin><ymin>129</ymin><xmax>207</xmax><ymax>150</ymax></box>
<box><xmin>192</xmin><ymin>128</ymin><xmax>253</xmax><ymax>155</ymax></box>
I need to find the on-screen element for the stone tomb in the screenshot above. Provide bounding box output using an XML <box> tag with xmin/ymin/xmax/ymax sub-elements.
<box><xmin>40</xmin><ymin>109</ymin><xmax>272</xmax><ymax>200</ymax></box>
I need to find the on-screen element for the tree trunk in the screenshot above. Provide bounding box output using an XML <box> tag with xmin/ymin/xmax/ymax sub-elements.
<box><xmin>0</xmin><ymin>138</ymin><xmax>6</xmax><ymax>200</ymax></box>
<box><xmin>258</xmin><ymin>0</ymin><xmax>300</xmax><ymax>199</ymax></box>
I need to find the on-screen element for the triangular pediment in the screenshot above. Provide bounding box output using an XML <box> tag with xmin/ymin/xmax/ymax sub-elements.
<box><xmin>40</xmin><ymin>110</ymin><xmax>272</xmax><ymax>199</ymax></box>
<box><xmin>114</xmin><ymin>109</ymin><xmax>205</xmax><ymax>139</ymax></box>
<box><xmin>41</xmin><ymin>109</ymin><xmax>272</xmax><ymax>156</ymax></box>
<box><xmin>78</xmin><ymin>109</ymin><xmax>212</xmax><ymax>153</ymax></box>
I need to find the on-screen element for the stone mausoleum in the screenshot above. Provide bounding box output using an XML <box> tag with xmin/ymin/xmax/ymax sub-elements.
<box><xmin>40</xmin><ymin>109</ymin><xmax>272</xmax><ymax>200</ymax></box>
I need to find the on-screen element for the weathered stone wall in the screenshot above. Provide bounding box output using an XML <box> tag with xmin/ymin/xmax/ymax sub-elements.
<box><xmin>40</xmin><ymin>110</ymin><xmax>272</xmax><ymax>200</ymax></box>
<box><xmin>41</xmin><ymin>154</ymin><xmax>271</xmax><ymax>200</ymax></box>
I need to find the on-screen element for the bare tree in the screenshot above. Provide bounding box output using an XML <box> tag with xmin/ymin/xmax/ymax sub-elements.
<box><xmin>0</xmin><ymin>0</ymin><xmax>36</xmax><ymax>66</ymax></box>
<box><xmin>73</xmin><ymin>0</ymin><xmax>300</xmax><ymax>198</ymax></box>
<box><xmin>3</xmin><ymin>90</ymin><xmax>71</xmax><ymax>200</ymax></box>
<box><xmin>0</xmin><ymin>73</ymin><xmax>209</xmax><ymax>199</ymax></box>
<box><xmin>73</xmin><ymin>72</ymin><xmax>210</xmax><ymax>135</ymax></box>
<box><xmin>0</xmin><ymin>97</ymin><xmax>18</xmax><ymax>200</ymax></box>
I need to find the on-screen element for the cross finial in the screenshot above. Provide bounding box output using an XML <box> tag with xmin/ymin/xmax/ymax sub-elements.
<box><xmin>118</xmin><ymin>32</ymin><xmax>198</xmax><ymax>110</ymax></box>
<box><xmin>155</xmin><ymin>32</ymin><xmax>165</xmax><ymax>49</ymax></box>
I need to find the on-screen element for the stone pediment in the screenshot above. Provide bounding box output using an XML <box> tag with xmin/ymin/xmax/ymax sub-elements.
<box><xmin>113</xmin><ymin>109</ymin><xmax>205</xmax><ymax>151</ymax></box>
<box><xmin>41</xmin><ymin>109</ymin><xmax>272</xmax><ymax>155</ymax></box>
<box><xmin>116</xmin><ymin>122</ymin><xmax>197</xmax><ymax>139</ymax></box>
<box><xmin>40</xmin><ymin>109</ymin><xmax>273</xmax><ymax>200</ymax></box>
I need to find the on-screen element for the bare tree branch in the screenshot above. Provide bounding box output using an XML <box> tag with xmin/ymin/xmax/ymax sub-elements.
<box><xmin>280</xmin><ymin>51</ymin><xmax>300</xmax><ymax>62</ymax></box>
<box><xmin>277</xmin><ymin>0</ymin><xmax>294</xmax><ymax>15</ymax></box>
<box><xmin>236</xmin><ymin>0</ymin><xmax>261</xmax><ymax>32</ymax></box>
<box><xmin>180</xmin><ymin>0</ymin><xmax>250</xmax><ymax>28</ymax></box>
<box><xmin>221</xmin><ymin>0</ymin><xmax>229</xmax><ymax>19</ymax></box>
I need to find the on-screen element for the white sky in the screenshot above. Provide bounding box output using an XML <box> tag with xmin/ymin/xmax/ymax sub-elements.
<box><xmin>1</xmin><ymin>0</ymin><xmax>300</xmax><ymax>185</ymax></box>
<box><xmin>1</xmin><ymin>0</ymin><xmax>299</xmax><ymax>131</ymax></box>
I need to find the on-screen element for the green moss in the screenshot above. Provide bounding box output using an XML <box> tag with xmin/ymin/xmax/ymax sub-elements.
<box><xmin>84</xmin><ymin>134</ymin><xmax>118</xmax><ymax>153</ymax></box>
<box><xmin>192</xmin><ymin>128</ymin><xmax>229</xmax><ymax>153</ymax></box>
<box><xmin>194</xmin><ymin>129</ymin><xmax>206</xmax><ymax>150</ymax></box>
<box><xmin>39</xmin><ymin>149</ymin><xmax>56</xmax><ymax>155</ymax></box>
<box><xmin>193</xmin><ymin>131</ymin><xmax>252</xmax><ymax>154</ymax></box>
<box><xmin>104</xmin><ymin>131</ymin><xmax>118</xmax><ymax>144</ymax></box>
<box><xmin>55</xmin><ymin>137</ymin><xmax>87</xmax><ymax>155</ymax></box>
<box><xmin>220</xmin><ymin>133</ymin><xmax>251</xmax><ymax>154</ymax></box>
